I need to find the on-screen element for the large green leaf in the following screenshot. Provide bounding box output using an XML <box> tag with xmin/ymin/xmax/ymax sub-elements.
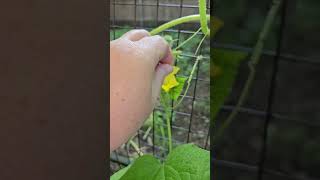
<box><xmin>118</xmin><ymin>155</ymin><xmax>163</xmax><ymax>180</ymax></box>
<box><xmin>211</xmin><ymin>49</ymin><xmax>248</xmax><ymax>123</ymax></box>
<box><xmin>164</xmin><ymin>165</ymin><xmax>181</xmax><ymax>180</ymax></box>
<box><xmin>110</xmin><ymin>165</ymin><xmax>131</xmax><ymax>180</ymax></box>
<box><xmin>111</xmin><ymin>144</ymin><xmax>209</xmax><ymax>180</ymax></box>
<box><xmin>165</xmin><ymin>144</ymin><xmax>210</xmax><ymax>180</ymax></box>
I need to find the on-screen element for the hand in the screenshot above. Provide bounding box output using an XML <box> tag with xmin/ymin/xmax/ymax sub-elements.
<box><xmin>110</xmin><ymin>30</ymin><xmax>174</xmax><ymax>151</ymax></box>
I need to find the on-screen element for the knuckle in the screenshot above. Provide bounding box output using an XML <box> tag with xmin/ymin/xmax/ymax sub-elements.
<box><xmin>153</xmin><ymin>35</ymin><xmax>167</xmax><ymax>46</ymax></box>
<box><xmin>153</xmin><ymin>35</ymin><xmax>162</xmax><ymax>41</ymax></box>
<box><xmin>117</xmin><ymin>39</ymin><xmax>141</xmax><ymax>55</ymax></box>
<box><xmin>130</xmin><ymin>29</ymin><xmax>140</xmax><ymax>33</ymax></box>
<box><xmin>138</xmin><ymin>29</ymin><xmax>149</xmax><ymax>34</ymax></box>
<box><xmin>133</xmin><ymin>29</ymin><xmax>150</xmax><ymax>35</ymax></box>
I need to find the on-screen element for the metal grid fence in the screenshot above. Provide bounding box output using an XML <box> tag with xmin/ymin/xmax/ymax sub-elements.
<box><xmin>110</xmin><ymin>0</ymin><xmax>211</xmax><ymax>174</ymax></box>
<box><xmin>213</xmin><ymin>0</ymin><xmax>320</xmax><ymax>180</ymax></box>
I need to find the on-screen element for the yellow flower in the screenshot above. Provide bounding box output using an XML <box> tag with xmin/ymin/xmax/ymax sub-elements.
<box><xmin>162</xmin><ymin>66</ymin><xmax>180</xmax><ymax>92</ymax></box>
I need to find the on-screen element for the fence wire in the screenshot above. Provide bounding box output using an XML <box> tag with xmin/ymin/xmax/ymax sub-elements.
<box><xmin>110</xmin><ymin>0</ymin><xmax>211</xmax><ymax>174</ymax></box>
<box><xmin>110</xmin><ymin>0</ymin><xmax>320</xmax><ymax>179</ymax></box>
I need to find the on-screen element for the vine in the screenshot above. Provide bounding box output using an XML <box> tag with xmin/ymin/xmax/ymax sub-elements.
<box><xmin>111</xmin><ymin>0</ymin><xmax>211</xmax><ymax>179</ymax></box>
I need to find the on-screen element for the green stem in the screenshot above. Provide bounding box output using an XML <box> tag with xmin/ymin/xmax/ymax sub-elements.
<box><xmin>142</xmin><ymin>126</ymin><xmax>152</xmax><ymax>140</ymax></box>
<box><xmin>199</xmin><ymin>0</ymin><xmax>210</xmax><ymax>36</ymax></box>
<box><xmin>174</xmin><ymin>28</ymin><xmax>202</xmax><ymax>50</ymax></box>
<box><xmin>148</xmin><ymin>1</ymin><xmax>210</xmax><ymax>155</ymax></box>
<box><xmin>160</xmin><ymin>93</ymin><xmax>172</xmax><ymax>153</ymax></box>
<box><xmin>173</xmin><ymin>34</ymin><xmax>207</xmax><ymax>109</ymax></box>
<box><xmin>173</xmin><ymin>56</ymin><xmax>202</xmax><ymax>109</ymax></box>
<box><xmin>159</xmin><ymin>124</ymin><xmax>166</xmax><ymax>150</ymax></box>
<box><xmin>212</xmin><ymin>0</ymin><xmax>283</xmax><ymax>145</ymax></box>
<box><xmin>165</xmin><ymin>106</ymin><xmax>173</xmax><ymax>152</ymax></box>
<box><xmin>129</xmin><ymin>139</ymin><xmax>143</xmax><ymax>156</ymax></box>
<box><xmin>150</xmin><ymin>14</ymin><xmax>210</xmax><ymax>35</ymax></box>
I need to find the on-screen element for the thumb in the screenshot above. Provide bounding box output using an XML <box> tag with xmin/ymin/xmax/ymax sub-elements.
<box><xmin>152</xmin><ymin>64</ymin><xmax>173</xmax><ymax>105</ymax></box>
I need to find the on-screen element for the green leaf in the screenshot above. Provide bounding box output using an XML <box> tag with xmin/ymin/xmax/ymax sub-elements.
<box><xmin>119</xmin><ymin>155</ymin><xmax>163</xmax><ymax>180</ymax></box>
<box><xmin>180</xmin><ymin>173</ymin><xmax>191</xmax><ymax>180</ymax></box>
<box><xmin>168</xmin><ymin>77</ymin><xmax>188</xmax><ymax>101</ymax></box>
<box><xmin>164</xmin><ymin>35</ymin><xmax>173</xmax><ymax>43</ymax></box>
<box><xmin>165</xmin><ymin>144</ymin><xmax>210</xmax><ymax>180</ymax></box>
<box><xmin>110</xmin><ymin>165</ymin><xmax>131</xmax><ymax>180</ymax></box>
<box><xmin>172</xmin><ymin>50</ymin><xmax>182</xmax><ymax>61</ymax></box>
<box><xmin>113</xmin><ymin>144</ymin><xmax>209</xmax><ymax>180</ymax></box>
<box><xmin>163</xmin><ymin>35</ymin><xmax>177</xmax><ymax>48</ymax></box>
<box><xmin>143</xmin><ymin>111</ymin><xmax>162</xmax><ymax>128</ymax></box>
<box><xmin>211</xmin><ymin>49</ymin><xmax>248</xmax><ymax>123</ymax></box>
<box><xmin>164</xmin><ymin>165</ymin><xmax>181</xmax><ymax>180</ymax></box>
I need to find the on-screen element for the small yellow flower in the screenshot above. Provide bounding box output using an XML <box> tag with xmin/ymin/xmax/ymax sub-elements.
<box><xmin>162</xmin><ymin>66</ymin><xmax>180</xmax><ymax>92</ymax></box>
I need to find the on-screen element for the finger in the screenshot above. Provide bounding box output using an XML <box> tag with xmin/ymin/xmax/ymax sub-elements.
<box><xmin>137</xmin><ymin>35</ymin><xmax>170</xmax><ymax>66</ymax></box>
<box><xmin>121</xmin><ymin>29</ymin><xmax>150</xmax><ymax>41</ymax></box>
<box><xmin>160</xmin><ymin>48</ymin><xmax>174</xmax><ymax>65</ymax></box>
<box><xmin>152</xmin><ymin>64</ymin><xmax>173</xmax><ymax>105</ymax></box>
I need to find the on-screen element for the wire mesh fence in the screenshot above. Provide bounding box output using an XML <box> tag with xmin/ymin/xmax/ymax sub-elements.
<box><xmin>213</xmin><ymin>0</ymin><xmax>320</xmax><ymax>180</ymax></box>
<box><xmin>110</xmin><ymin>0</ymin><xmax>211</xmax><ymax>174</ymax></box>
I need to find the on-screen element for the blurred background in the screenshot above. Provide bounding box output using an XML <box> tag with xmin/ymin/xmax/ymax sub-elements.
<box><xmin>213</xmin><ymin>0</ymin><xmax>320</xmax><ymax>179</ymax></box>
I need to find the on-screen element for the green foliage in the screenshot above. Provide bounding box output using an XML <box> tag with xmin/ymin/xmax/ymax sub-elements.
<box><xmin>111</xmin><ymin>1</ymin><xmax>211</xmax><ymax>178</ymax></box>
<box><xmin>110</xmin><ymin>165</ymin><xmax>131</xmax><ymax>180</ymax></box>
<box><xmin>168</xmin><ymin>77</ymin><xmax>188</xmax><ymax>101</ymax></box>
<box><xmin>143</xmin><ymin>110</ymin><xmax>162</xmax><ymax>128</ymax></box>
<box><xmin>115</xmin><ymin>155</ymin><xmax>164</xmax><ymax>180</ymax></box>
<box><xmin>165</xmin><ymin>144</ymin><xmax>210</xmax><ymax>180</ymax></box>
<box><xmin>111</xmin><ymin>144</ymin><xmax>210</xmax><ymax>180</ymax></box>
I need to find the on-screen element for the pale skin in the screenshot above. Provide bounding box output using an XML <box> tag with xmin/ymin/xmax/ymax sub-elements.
<box><xmin>110</xmin><ymin>30</ymin><xmax>174</xmax><ymax>151</ymax></box>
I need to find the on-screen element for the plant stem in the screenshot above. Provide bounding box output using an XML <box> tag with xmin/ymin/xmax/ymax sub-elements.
<box><xmin>142</xmin><ymin>126</ymin><xmax>152</xmax><ymax>140</ymax></box>
<box><xmin>148</xmin><ymin>1</ymin><xmax>210</xmax><ymax>155</ymax></box>
<box><xmin>160</xmin><ymin>93</ymin><xmax>172</xmax><ymax>153</ymax></box>
<box><xmin>150</xmin><ymin>14</ymin><xmax>210</xmax><ymax>35</ymax></box>
<box><xmin>212</xmin><ymin>0</ymin><xmax>283</xmax><ymax>145</ymax></box>
<box><xmin>173</xmin><ymin>34</ymin><xmax>207</xmax><ymax>109</ymax></box>
<box><xmin>199</xmin><ymin>0</ymin><xmax>210</xmax><ymax>36</ymax></box>
<box><xmin>129</xmin><ymin>139</ymin><xmax>143</xmax><ymax>156</ymax></box>
<box><xmin>165</xmin><ymin>106</ymin><xmax>173</xmax><ymax>152</ymax></box>
<box><xmin>174</xmin><ymin>28</ymin><xmax>202</xmax><ymax>50</ymax></box>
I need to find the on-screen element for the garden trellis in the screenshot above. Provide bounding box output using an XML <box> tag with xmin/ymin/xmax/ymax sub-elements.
<box><xmin>110</xmin><ymin>0</ymin><xmax>211</xmax><ymax>175</ymax></box>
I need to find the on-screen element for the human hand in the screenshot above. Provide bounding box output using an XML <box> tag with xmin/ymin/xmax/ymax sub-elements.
<box><xmin>110</xmin><ymin>30</ymin><xmax>174</xmax><ymax>151</ymax></box>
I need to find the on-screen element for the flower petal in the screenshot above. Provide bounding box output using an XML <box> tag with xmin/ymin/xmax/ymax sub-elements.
<box><xmin>162</xmin><ymin>66</ymin><xmax>180</xmax><ymax>92</ymax></box>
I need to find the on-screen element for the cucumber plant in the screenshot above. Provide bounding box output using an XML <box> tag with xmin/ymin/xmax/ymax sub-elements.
<box><xmin>112</xmin><ymin>0</ymin><xmax>284</xmax><ymax>178</ymax></box>
<box><xmin>111</xmin><ymin>0</ymin><xmax>221</xmax><ymax>179</ymax></box>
